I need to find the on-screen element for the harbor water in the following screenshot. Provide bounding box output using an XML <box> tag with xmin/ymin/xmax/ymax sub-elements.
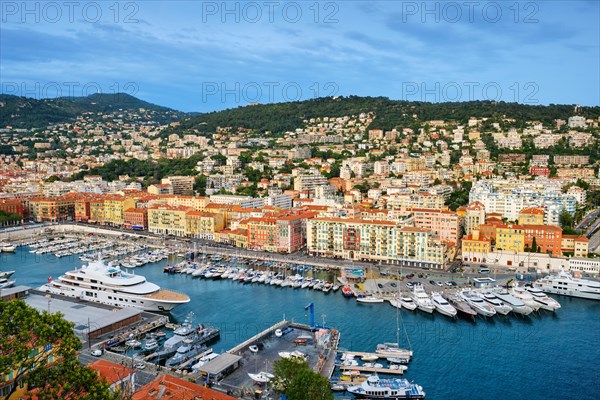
<box><xmin>2</xmin><ymin>248</ymin><xmax>599</xmax><ymax>400</ymax></box>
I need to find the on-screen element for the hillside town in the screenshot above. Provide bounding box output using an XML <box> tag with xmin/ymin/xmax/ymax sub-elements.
<box><xmin>2</xmin><ymin>106</ymin><xmax>600</xmax><ymax>275</ymax></box>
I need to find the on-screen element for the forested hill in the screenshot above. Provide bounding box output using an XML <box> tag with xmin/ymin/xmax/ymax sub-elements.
<box><xmin>0</xmin><ymin>93</ymin><xmax>189</xmax><ymax>129</ymax></box>
<box><xmin>162</xmin><ymin>96</ymin><xmax>600</xmax><ymax>136</ymax></box>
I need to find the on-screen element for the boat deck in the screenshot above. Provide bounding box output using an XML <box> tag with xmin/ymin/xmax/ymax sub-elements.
<box><xmin>145</xmin><ymin>290</ymin><xmax>190</xmax><ymax>302</ymax></box>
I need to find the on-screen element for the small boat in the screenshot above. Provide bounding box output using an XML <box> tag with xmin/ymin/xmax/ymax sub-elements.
<box><xmin>275</xmin><ymin>329</ymin><xmax>283</xmax><ymax>337</ymax></box>
<box><xmin>356</xmin><ymin>294</ymin><xmax>384</xmax><ymax>303</ymax></box>
<box><xmin>125</xmin><ymin>339</ymin><xmax>142</xmax><ymax>348</ymax></box>
<box><xmin>0</xmin><ymin>278</ymin><xmax>16</xmax><ymax>289</ymax></box>
<box><xmin>342</xmin><ymin>285</ymin><xmax>354</xmax><ymax>298</ymax></box>
<box><xmin>293</xmin><ymin>338</ymin><xmax>308</xmax><ymax>345</ymax></box>
<box><xmin>387</xmin><ymin>357</ymin><xmax>410</xmax><ymax>364</ymax></box>
<box><xmin>1</xmin><ymin>245</ymin><xmax>16</xmax><ymax>253</ymax></box>
<box><xmin>249</xmin><ymin>345</ymin><xmax>259</xmax><ymax>353</ymax></box>
<box><xmin>361</xmin><ymin>354</ymin><xmax>379</xmax><ymax>362</ymax></box>
<box><xmin>144</xmin><ymin>338</ymin><xmax>159</xmax><ymax>351</ymax></box>
<box><xmin>248</xmin><ymin>372</ymin><xmax>275</xmax><ymax>383</ymax></box>
<box><xmin>0</xmin><ymin>270</ymin><xmax>15</xmax><ymax>280</ymax></box>
<box><xmin>331</xmin><ymin>383</ymin><xmax>346</xmax><ymax>391</ymax></box>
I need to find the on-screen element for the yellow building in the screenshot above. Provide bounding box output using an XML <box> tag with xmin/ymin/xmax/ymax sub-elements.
<box><xmin>103</xmin><ymin>195</ymin><xmax>135</xmax><ymax>226</ymax></box>
<box><xmin>461</xmin><ymin>229</ymin><xmax>492</xmax><ymax>261</ymax></box>
<box><xmin>184</xmin><ymin>211</ymin><xmax>224</xmax><ymax>239</ymax></box>
<box><xmin>562</xmin><ymin>235</ymin><xmax>589</xmax><ymax>257</ymax></box>
<box><xmin>89</xmin><ymin>198</ymin><xmax>106</xmax><ymax>224</ymax></box>
<box><xmin>518</xmin><ymin>207</ymin><xmax>545</xmax><ymax>226</ymax></box>
<box><xmin>147</xmin><ymin>205</ymin><xmax>189</xmax><ymax>237</ymax></box>
<box><xmin>495</xmin><ymin>224</ymin><xmax>525</xmax><ymax>253</ymax></box>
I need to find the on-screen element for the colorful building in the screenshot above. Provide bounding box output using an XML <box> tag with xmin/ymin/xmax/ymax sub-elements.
<box><xmin>518</xmin><ymin>207</ymin><xmax>545</xmax><ymax>226</ymax></box>
<box><xmin>184</xmin><ymin>211</ymin><xmax>224</xmax><ymax>239</ymax></box>
<box><xmin>410</xmin><ymin>208</ymin><xmax>461</xmax><ymax>245</ymax></box>
<box><xmin>523</xmin><ymin>224</ymin><xmax>562</xmax><ymax>255</ymax></box>
<box><xmin>123</xmin><ymin>208</ymin><xmax>148</xmax><ymax>230</ymax></box>
<box><xmin>495</xmin><ymin>224</ymin><xmax>525</xmax><ymax>253</ymax></box>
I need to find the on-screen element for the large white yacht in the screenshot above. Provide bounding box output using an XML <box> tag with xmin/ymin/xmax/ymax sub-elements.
<box><xmin>410</xmin><ymin>284</ymin><xmax>435</xmax><ymax>313</ymax></box>
<box><xmin>431</xmin><ymin>293</ymin><xmax>457</xmax><ymax>318</ymax></box>
<box><xmin>533</xmin><ymin>269</ymin><xmax>600</xmax><ymax>301</ymax></box>
<box><xmin>39</xmin><ymin>259</ymin><xmax>190</xmax><ymax>312</ymax></box>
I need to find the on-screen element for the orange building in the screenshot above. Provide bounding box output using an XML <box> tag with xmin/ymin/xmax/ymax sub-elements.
<box><xmin>247</xmin><ymin>211</ymin><xmax>316</xmax><ymax>253</ymax></box>
<box><xmin>132</xmin><ymin>374</ymin><xmax>235</xmax><ymax>400</ymax></box>
<box><xmin>124</xmin><ymin>208</ymin><xmax>148</xmax><ymax>230</ymax></box>
<box><xmin>0</xmin><ymin>198</ymin><xmax>24</xmax><ymax>217</ymax></box>
<box><xmin>523</xmin><ymin>224</ymin><xmax>562</xmax><ymax>255</ymax></box>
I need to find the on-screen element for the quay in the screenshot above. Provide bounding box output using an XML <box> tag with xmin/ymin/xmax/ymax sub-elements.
<box><xmin>339</xmin><ymin>364</ymin><xmax>405</xmax><ymax>375</ymax></box>
<box><xmin>340</xmin><ymin>349</ymin><xmax>413</xmax><ymax>360</ymax></box>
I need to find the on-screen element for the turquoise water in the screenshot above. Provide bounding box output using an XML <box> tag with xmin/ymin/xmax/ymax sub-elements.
<box><xmin>2</xmin><ymin>248</ymin><xmax>600</xmax><ymax>400</ymax></box>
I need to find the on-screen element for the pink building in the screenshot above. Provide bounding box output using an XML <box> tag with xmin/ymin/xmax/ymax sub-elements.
<box><xmin>410</xmin><ymin>208</ymin><xmax>461</xmax><ymax>245</ymax></box>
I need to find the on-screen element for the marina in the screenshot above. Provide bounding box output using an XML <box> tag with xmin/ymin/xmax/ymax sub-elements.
<box><xmin>1</xmin><ymin>235</ymin><xmax>600</xmax><ymax>400</ymax></box>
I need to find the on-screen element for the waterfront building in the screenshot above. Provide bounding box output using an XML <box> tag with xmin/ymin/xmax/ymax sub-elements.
<box><xmin>184</xmin><ymin>211</ymin><xmax>224</xmax><ymax>240</ymax></box>
<box><xmin>306</xmin><ymin>217</ymin><xmax>446</xmax><ymax>268</ymax></box>
<box><xmin>462</xmin><ymin>229</ymin><xmax>492</xmax><ymax>262</ymax></box>
<box><xmin>410</xmin><ymin>208</ymin><xmax>461</xmax><ymax>245</ymax></box>
<box><xmin>495</xmin><ymin>224</ymin><xmax>525</xmax><ymax>253</ymax></box>
<box><xmin>247</xmin><ymin>211</ymin><xmax>315</xmax><ymax>253</ymax></box>
<box><xmin>523</xmin><ymin>224</ymin><xmax>562</xmax><ymax>255</ymax></box>
<box><xmin>123</xmin><ymin>208</ymin><xmax>148</xmax><ymax>230</ymax></box>
<box><xmin>561</xmin><ymin>235</ymin><xmax>589</xmax><ymax>257</ymax></box>
<box><xmin>147</xmin><ymin>204</ymin><xmax>188</xmax><ymax>237</ymax></box>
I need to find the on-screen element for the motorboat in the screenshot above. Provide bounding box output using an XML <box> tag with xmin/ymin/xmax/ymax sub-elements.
<box><xmin>480</xmin><ymin>291</ymin><xmax>512</xmax><ymax>315</ymax></box>
<box><xmin>356</xmin><ymin>294</ymin><xmax>384</xmax><ymax>303</ymax></box>
<box><xmin>525</xmin><ymin>287</ymin><xmax>561</xmax><ymax>311</ymax></box>
<box><xmin>410</xmin><ymin>284</ymin><xmax>435</xmax><ymax>313</ymax></box>
<box><xmin>431</xmin><ymin>293</ymin><xmax>457</xmax><ymax>318</ymax></box>
<box><xmin>509</xmin><ymin>287</ymin><xmax>541</xmax><ymax>312</ymax></box>
<box><xmin>361</xmin><ymin>354</ymin><xmax>379</xmax><ymax>362</ymax></box>
<box><xmin>248</xmin><ymin>372</ymin><xmax>274</xmax><ymax>383</ymax></box>
<box><xmin>144</xmin><ymin>338</ymin><xmax>159</xmax><ymax>351</ymax></box>
<box><xmin>0</xmin><ymin>278</ymin><xmax>16</xmax><ymax>289</ymax></box>
<box><xmin>125</xmin><ymin>339</ymin><xmax>142</xmax><ymax>348</ymax></box>
<box><xmin>347</xmin><ymin>374</ymin><xmax>426</xmax><ymax>399</ymax></box>
<box><xmin>342</xmin><ymin>285</ymin><xmax>355</xmax><ymax>298</ymax></box>
<box><xmin>533</xmin><ymin>269</ymin><xmax>600</xmax><ymax>300</ymax></box>
<box><xmin>249</xmin><ymin>345</ymin><xmax>259</xmax><ymax>353</ymax></box>
<box><xmin>493</xmin><ymin>289</ymin><xmax>534</xmax><ymax>316</ymax></box>
<box><xmin>460</xmin><ymin>291</ymin><xmax>496</xmax><ymax>317</ymax></box>
<box><xmin>0</xmin><ymin>270</ymin><xmax>15</xmax><ymax>280</ymax></box>
<box><xmin>1</xmin><ymin>244</ymin><xmax>16</xmax><ymax>253</ymax></box>
<box><xmin>443</xmin><ymin>293</ymin><xmax>477</xmax><ymax>318</ymax></box>
<box><xmin>165</xmin><ymin>342</ymin><xmax>206</xmax><ymax>367</ymax></box>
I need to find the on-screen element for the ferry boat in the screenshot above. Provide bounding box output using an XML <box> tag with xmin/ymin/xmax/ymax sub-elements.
<box><xmin>39</xmin><ymin>259</ymin><xmax>190</xmax><ymax>312</ymax></box>
<box><xmin>533</xmin><ymin>269</ymin><xmax>600</xmax><ymax>301</ymax></box>
<box><xmin>347</xmin><ymin>374</ymin><xmax>426</xmax><ymax>399</ymax></box>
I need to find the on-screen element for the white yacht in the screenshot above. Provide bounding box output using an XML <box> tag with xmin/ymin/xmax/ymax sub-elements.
<box><xmin>493</xmin><ymin>289</ymin><xmax>533</xmax><ymax>316</ymax></box>
<box><xmin>460</xmin><ymin>291</ymin><xmax>496</xmax><ymax>317</ymax></box>
<box><xmin>533</xmin><ymin>269</ymin><xmax>600</xmax><ymax>301</ymax></box>
<box><xmin>480</xmin><ymin>291</ymin><xmax>512</xmax><ymax>315</ymax></box>
<box><xmin>410</xmin><ymin>284</ymin><xmax>435</xmax><ymax>313</ymax></box>
<box><xmin>509</xmin><ymin>287</ymin><xmax>541</xmax><ymax>312</ymax></box>
<box><xmin>388</xmin><ymin>296</ymin><xmax>417</xmax><ymax>311</ymax></box>
<box><xmin>525</xmin><ymin>287</ymin><xmax>561</xmax><ymax>311</ymax></box>
<box><xmin>431</xmin><ymin>293</ymin><xmax>457</xmax><ymax>318</ymax></box>
<box><xmin>39</xmin><ymin>259</ymin><xmax>190</xmax><ymax>312</ymax></box>
<box><xmin>0</xmin><ymin>270</ymin><xmax>15</xmax><ymax>280</ymax></box>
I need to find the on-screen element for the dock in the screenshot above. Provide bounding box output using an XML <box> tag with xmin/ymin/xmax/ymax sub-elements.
<box><xmin>339</xmin><ymin>364</ymin><xmax>405</xmax><ymax>375</ymax></box>
<box><xmin>339</xmin><ymin>350</ymin><xmax>412</xmax><ymax>360</ymax></box>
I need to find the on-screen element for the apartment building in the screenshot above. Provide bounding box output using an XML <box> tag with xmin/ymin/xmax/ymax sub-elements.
<box><xmin>518</xmin><ymin>208</ymin><xmax>545</xmax><ymax>226</ymax></box>
<box><xmin>523</xmin><ymin>224</ymin><xmax>562</xmax><ymax>255</ymax></box>
<box><xmin>184</xmin><ymin>211</ymin><xmax>224</xmax><ymax>240</ymax></box>
<box><xmin>161</xmin><ymin>176</ymin><xmax>194</xmax><ymax>196</ymax></box>
<box><xmin>410</xmin><ymin>208</ymin><xmax>461</xmax><ymax>245</ymax></box>
<box><xmin>247</xmin><ymin>211</ymin><xmax>314</xmax><ymax>253</ymax></box>
<box><xmin>495</xmin><ymin>224</ymin><xmax>525</xmax><ymax>253</ymax></box>
<box><xmin>464</xmin><ymin>201</ymin><xmax>485</xmax><ymax>235</ymax></box>
<box><xmin>147</xmin><ymin>204</ymin><xmax>188</xmax><ymax>237</ymax></box>
<box><xmin>306</xmin><ymin>217</ymin><xmax>446</xmax><ymax>268</ymax></box>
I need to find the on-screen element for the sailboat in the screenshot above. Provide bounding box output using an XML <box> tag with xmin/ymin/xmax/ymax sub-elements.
<box><xmin>378</xmin><ymin>269</ymin><xmax>413</xmax><ymax>359</ymax></box>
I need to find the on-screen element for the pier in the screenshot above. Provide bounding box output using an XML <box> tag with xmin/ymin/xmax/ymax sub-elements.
<box><xmin>339</xmin><ymin>364</ymin><xmax>405</xmax><ymax>375</ymax></box>
<box><xmin>340</xmin><ymin>349</ymin><xmax>413</xmax><ymax>360</ymax></box>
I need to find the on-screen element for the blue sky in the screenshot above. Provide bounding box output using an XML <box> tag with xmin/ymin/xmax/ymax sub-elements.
<box><xmin>1</xmin><ymin>1</ymin><xmax>598</xmax><ymax>111</ymax></box>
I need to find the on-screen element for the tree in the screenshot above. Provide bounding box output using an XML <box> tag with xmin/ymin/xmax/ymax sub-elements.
<box><xmin>0</xmin><ymin>300</ymin><xmax>119</xmax><ymax>400</ymax></box>
<box><xmin>271</xmin><ymin>357</ymin><xmax>332</xmax><ymax>400</ymax></box>
<box><xmin>559</xmin><ymin>209</ymin><xmax>574</xmax><ymax>230</ymax></box>
<box><xmin>531</xmin><ymin>236</ymin><xmax>538</xmax><ymax>253</ymax></box>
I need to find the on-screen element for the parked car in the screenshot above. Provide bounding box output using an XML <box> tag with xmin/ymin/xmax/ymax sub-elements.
<box><xmin>435</xmin><ymin>281</ymin><xmax>444</xmax><ymax>287</ymax></box>
<box><xmin>390</xmin><ymin>282</ymin><xmax>397</xmax><ymax>288</ymax></box>
<box><xmin>91</xmin><ymin>349</ymin><xmax>103</xmax><ymax>357</ymax></box>
<box><xmin>135</xmin><ymin>362</ymin><xmax>145</xmax><ymax>370</ymax></box>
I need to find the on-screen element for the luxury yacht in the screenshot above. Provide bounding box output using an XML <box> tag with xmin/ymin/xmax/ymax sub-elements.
<box><xmin>493</xmin><ymin>289</ymin><xmax>534</xmax><ymax>316</ymax></box>
<box><xmin>480</xmin><ymin>291</ymin><xmax>513</xmax><ymax>315</ymax></box>
<box><xmin>509</xmin><ymin>287</ymin><xmax>541</xmax><ymax>312</ymax></box>
<box><xmin>410</xmin><ymin>284</ymin><xmax>435</xmax><ymax>313</ymax></box>
<box><xmin>533</xmin><ymin>269</ymin><xmax>600</xmax><ymax>300</ymax></box>
<box><xmin>525</xmin><ymin>287</ymin><xmax>561</xmax><ymax>311</ymax></box>
<box><xmin>460</xmin><ymin>291</ymin><xmax>496</xmax><ymax>317</ymax></box>
<box><xmin>39</xmin><ymin>259</ymin><xmax>190</xmax><ymax>312</ymax></box>
<box><xmin>431</xmin><ymin>293</ymin><xmax>457</xmax><ymax>318</ymax></box>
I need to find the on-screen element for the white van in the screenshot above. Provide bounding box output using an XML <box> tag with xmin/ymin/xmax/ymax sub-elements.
<box><xmin>478</xmin><ymin>267</ymin><xmax>490</xmax><ymax>274</ymax></box>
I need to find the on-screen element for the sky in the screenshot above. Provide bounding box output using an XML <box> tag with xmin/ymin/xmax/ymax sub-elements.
<box><xmin>1</xmin><ymin>1</ymin><xmax>599</xmax><ymax>112</ymax></box>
